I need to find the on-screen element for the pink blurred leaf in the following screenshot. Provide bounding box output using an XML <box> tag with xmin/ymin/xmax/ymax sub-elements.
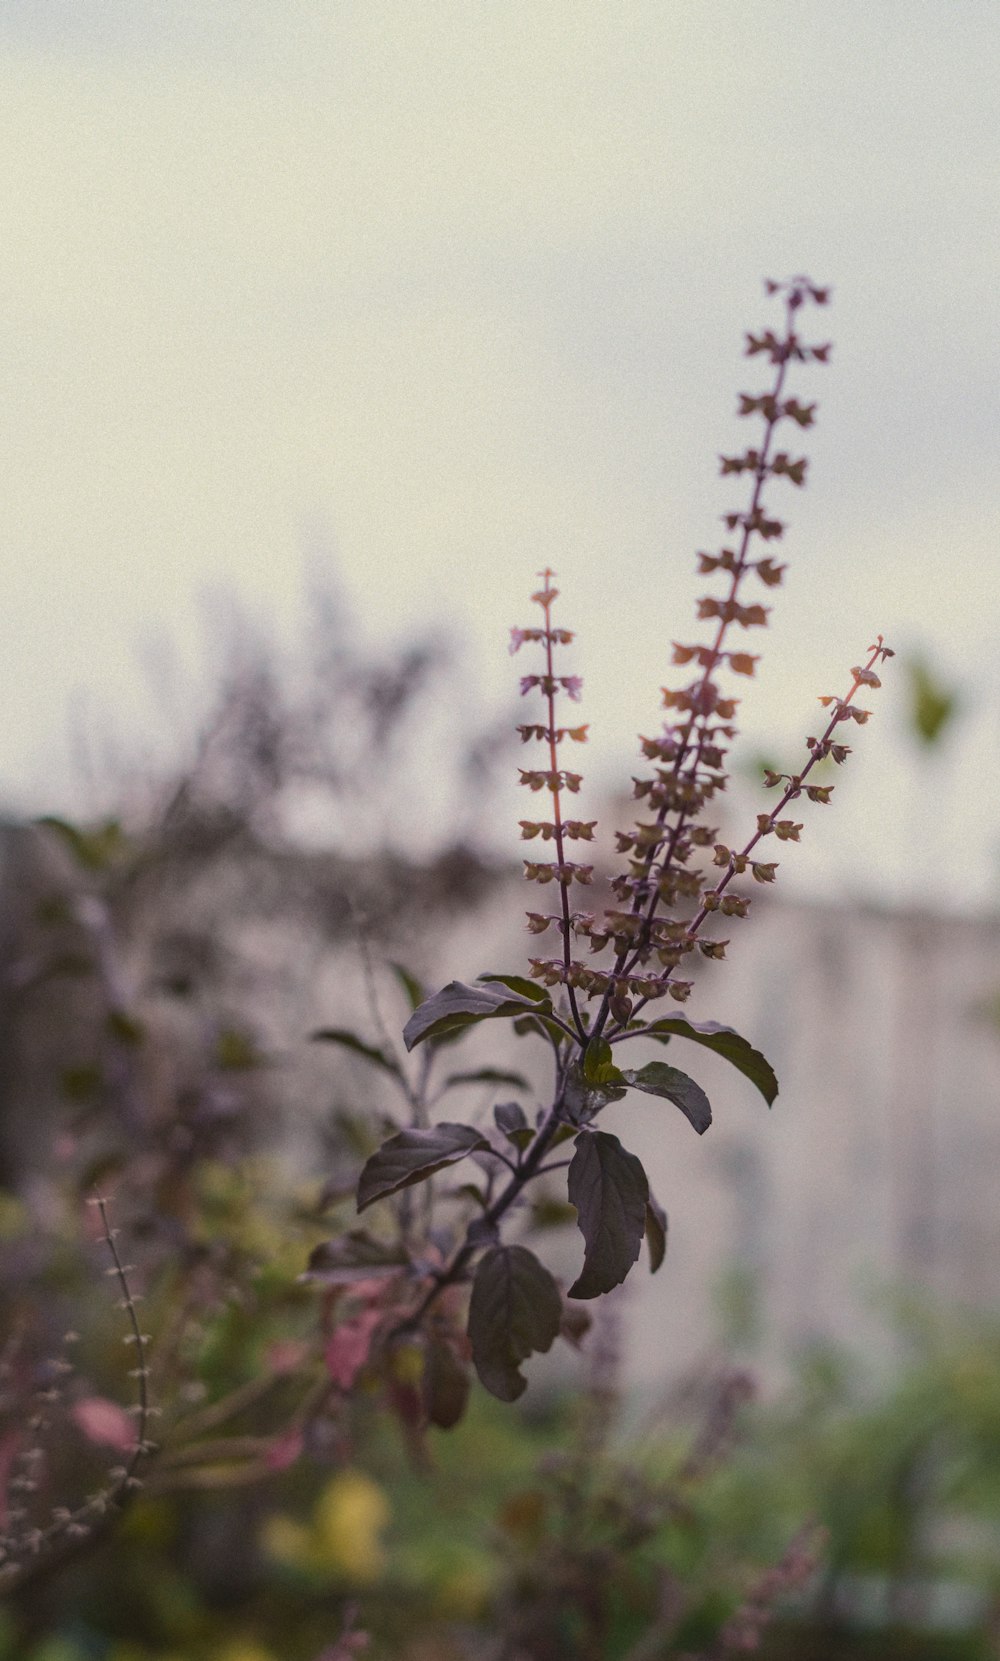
<box><xmin>265</xmin><ymin>1339</ymin><xmax>310</xmax><ymax>1376</ymax></box>
<box><xmin>72</xmin><ymin>1395</ymin><xmax>136</xmax><ymax>1452</ymax></box>
<box><xmin>265</xmin><ymin>1426</ymin><xmax>304</xmax><ymax>1472</ymax></box>
<box><xmin>325</xmin><ymin>1308</ymin><xmax>383</xmax><ymax>1390</ymax></box>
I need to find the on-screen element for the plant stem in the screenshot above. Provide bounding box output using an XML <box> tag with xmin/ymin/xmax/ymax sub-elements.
<box><xmin>592</xmin><ymin>292</ymin><xmax>801</xmax><ymax>1041</ymax></box>
<box><xmin>398</xmin><ymin>1096</ymin><xmax>568</xmax><ymax>1332</ymax></box>
<box><xmin>538</xmin><ymin>568</ymin><xmax>587</xmax><ymax>1043</ymax></box>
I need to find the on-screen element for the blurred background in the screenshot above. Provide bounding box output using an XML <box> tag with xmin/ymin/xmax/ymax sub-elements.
<box><xmin>1</xmin><ymin>3</ymin><xmax>999</xmax><ymax>1658</ymax></box>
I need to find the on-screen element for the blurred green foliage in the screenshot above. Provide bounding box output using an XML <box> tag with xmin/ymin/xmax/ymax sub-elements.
<box><xmin>8</xmin><ymin>1194</ymin><xmax>1000</xmax><ymax>1661</ymax></box>
<box><xmin>901</xmin><ymin>653</ymin><xmax>962</xmax><ymax>751</ymax></box>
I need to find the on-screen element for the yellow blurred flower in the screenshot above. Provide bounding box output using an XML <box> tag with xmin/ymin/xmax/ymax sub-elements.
<box><xmin>261</xmin><ymin>1468</ymin><xmax>391</xmax><ymax>1585</ymax></box>
<box><xmin>260</xmin><ymin>1513</ymin><xmax>314</xmax><ymax>1571</ymax></box>
<box><xmin>315</xmin><ymin>1469</ymin><xmax>391</xmax><ymax>1582</ymax></box>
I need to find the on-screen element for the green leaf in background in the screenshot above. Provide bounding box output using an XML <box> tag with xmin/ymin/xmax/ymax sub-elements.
<box><xmin>310</xmin><ymin>1027</ymin><xmax>402</xmax><ymax>1078</ymax></box>
<box><xmin>389</xmin><ymin>961</ymin><xmax>425</xmax><ymax>1011</ymax></box>
<box><xmin>423</xmin><ymin>1336</ymin><xmax>471</xmax><ymax>1429</ymax></box>
<box><xmin>512</xmin><ymin>1011</ymin><xmax>573</xmax><ymax>1044</ymax></box>
<box><xmin>467</xmin><ymin>1245</ymin><xmax>563</xmax><ymax>1401</ymax></box>
<box><xmin>622</xmin><ymin>1061</ymin><xmax>713</xmax><ymax>1134</ymax></box>
<box><xmin>645</xmin><ymin>1192</ymin><xmax>669</xmax><ymax>1274</ymax></box>
<box><xmin>303</xmin><ymin>1231</ymin><xmax>409</xmax><ymax>1283</ymax></box>
<box><xmin>641</xmin><ymin>1016</ymin><xmax>778</xmax><ymax>1107</ymax></box>
<box><xmin>403</xmin><ymin>980</ymin><xmax>551</xmax><ymax>1051</ymax></box>
<box><xmin>37</xmin><ymin>814</ymin><xmax>128</xmax><ymax>872</ymax></box>
<box><xmin>903</xmin><ymin>651</ymin><xmax>961</xmax><ymax>749</ymax></box>
<box><xmin>215</xmin><ymin>1028</ymin><xmax>265</xmax><ymax>1071</ymax></box>
<box><xmin>567</xmin><ymin>1130</ymin><xmax>649</xmax><ymax>1300</ymax></box>
<box><xmin>444</xmin><ymin>1067</ymin><xmax>531</xmax><ymax>1092</ymax></box>
<box><xmin>357</xmin><ymin>1123</ymin><xmax>488</xmax><ymax>1211</ymax></box>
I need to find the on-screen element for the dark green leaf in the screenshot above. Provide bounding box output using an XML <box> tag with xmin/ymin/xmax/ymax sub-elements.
<box><xmin>645</xmin><ymin>1193</ymin><xmax>668</xmax><ymax>1274</ymax></box>
<box><xmin>38</xmin><ymin>815</ymin><xmax>127</xmax><ymax>872</ymax></box>
<box><xmin>310</xmin><ymin>1027</ymin><xmax>401</xmax><ymax>1078</ymax></box>
<box><xmin>642</xmin><ymin>1017</ymin><xmax>778</xmax><ymax>1107</ymax></box>
<box><xmin>455</xmin><ymin>1182</ymin><xmax>490</xmax><ymax>1209</ymax></box>
<box><xmin>530</xmin><ymin>1196</ymin><xmax>577</xmax><ymax>1229</ymax></box>
<box><xmin>567</xmin><ymin>1131</ymin><xmax>649</xmax><ymax>1299</ymax></box>
<box><xmin>622</xmin><ymin>1062</ymin><xmax>712</xmax><ymax>1135</ymax></box>
<box><xmin>357</xmin><ymin>1123</ymin><xmax>488</xmax><ymax>1212</ymax></box>
<box><xmin>562</xmin><ymin>1059</ymin><xmax>628</xmax><ymax>1124</ymax></box>
<box><xmin>512</xmin><ymin>1012</ymin><xmax>571</xmax><ymax>1043</ymax></box>
<box><xmin>61</xmin><ymin>1064</ymin><xmax>103</xmax><ymax>1103</ymax></box>
<box><xmin>582</xmin><ymin>1037</ymin><xmax>616</xmax><ymax>1085</ymax></box>
<box><xmin>478</xmin><ymin>973</ymin><xmax>550</xmax><ymax>1003</ymax></box>
<box><xmin>468</xmin><ymin>1245</ymin><xmax>563</xmax><ymax>1401</ymax></box>
<box><xmin>215</xmin><ymin>1028</ymin><xmax>265</xmax><ymax>1071</ymax></box>
<box><xmin>445</xmin><ymin>1067</ymin><xmax>531</xmax><ymax>1092</ymax></box>
<box><xmin>424</xmin><ymin>1338</ymin><xmax>470</xmax><ymax>1429</ymax></box>
<box><xmin>303</xmin><ymin>1232</ymin><xmax>409</xmax><ymax>1284</ymax></box>
<box><xmin>106</xmin><ymin>1010</ymin><xmax>144</xmax><ymax>1047</ymax></box>
<box><xmin>403</xmin><ymin>980</ymin><xmax>551</xmax><ymax>1052</ymax></box>
<box><xmin>904</xmin><ymin>653</ymin><xmax>960</xmax><ymax>749</ymax></box>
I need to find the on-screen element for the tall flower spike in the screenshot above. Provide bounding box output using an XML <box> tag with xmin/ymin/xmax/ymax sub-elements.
<box><xmin>512</xmin><ymin>570</ymin><xmax>592</xmax><ymax>1037</ymax></box>
<box><xmin>584</xmin><ymin>277</ymin><xmax>836</xmax><ymax>1037</ymax></box>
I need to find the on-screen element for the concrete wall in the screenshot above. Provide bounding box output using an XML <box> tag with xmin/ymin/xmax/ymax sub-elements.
<box><xmin>429</xmin><ymin>887</ymin><xmax>1000</xmax><ymax>1390</ymax></box>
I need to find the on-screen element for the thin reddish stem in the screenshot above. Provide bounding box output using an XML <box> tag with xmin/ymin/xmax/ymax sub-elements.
<box><xmin>592</xmin><ymin>294</ymin><xmax>801</xmax><ymax>1040</ymax></box>
<box><xmin>621</xmin><ymin>640</ymin><xmax>888</xmax><ymax>1026</ymax></box>
<box><xmin>537</xmin><ymin>569</ymin><xmax>586</xmax><ymax>1042</ymax></box>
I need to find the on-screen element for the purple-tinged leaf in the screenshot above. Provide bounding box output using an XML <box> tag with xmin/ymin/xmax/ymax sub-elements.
<box><xmin>567</xmin><ymin>1131</ymin><xmax>649</xmax><ymax>1300</ymax></box>
<box><xmin>640</xmin><ymin>1017</ymin><xmax>778</xmax><ymax>1107</ymax></box>
<box><xmin>494</xmin><ymin>1100</ymin><xmax>528</xmax><ymax>1136</ymax></box>
<box><xmin>403</xmin><ymin>980</ymin><xmax>550</xmax><ymax>1051</ymax></box>
<box><xmin>494</xmin><ymin>1101</ymin><xmax>533</xmax><ymax>1151</ymax></box>
<box><xmin>468</xmin><ymin>1245</ymin><xmax>563</xmax><ymax>1401</ymax></box>
<box><xmin>357</xmin><ymin>1124</ymin><xmax>488</xmax><ymax>1212</ymax></box>
<box><xmin>310</xmin><ymin>1027</ymin><xmax>401</xmax><ymax>1078</ymax></box>
<box><xmin>622</xmin><ymin>1062</ymin><xmax>712</xmax><ymax>1135</ymax></box>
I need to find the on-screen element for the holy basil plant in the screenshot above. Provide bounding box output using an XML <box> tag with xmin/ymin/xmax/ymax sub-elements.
<box><xmin>310</xmin><ymin>276</ymin><xmax>891</xmax><ymax>1419</ymax></box>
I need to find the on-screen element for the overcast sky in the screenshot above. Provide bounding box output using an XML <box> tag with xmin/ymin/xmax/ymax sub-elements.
<box><xmin>1</xmin><ymin>1</ymin><xmax>998</xmax><ymax>903</ymax></box>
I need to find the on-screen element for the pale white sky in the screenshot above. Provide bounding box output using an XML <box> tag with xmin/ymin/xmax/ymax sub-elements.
<box><xmin>1</xmin><ymin>1</ymin><xmax>998</xmax><ymax>902</ymax></box>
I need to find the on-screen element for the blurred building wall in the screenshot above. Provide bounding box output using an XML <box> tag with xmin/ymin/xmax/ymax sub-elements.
<box><xmin>5</xmin><ymin>814</ymin><xmax>1000</xmax><ymax>1392</ymax></box>
<box><xmin>439</xmin><ymin>886</ymin><xmax>1000</xmax><ymax>1391</ymax></box>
